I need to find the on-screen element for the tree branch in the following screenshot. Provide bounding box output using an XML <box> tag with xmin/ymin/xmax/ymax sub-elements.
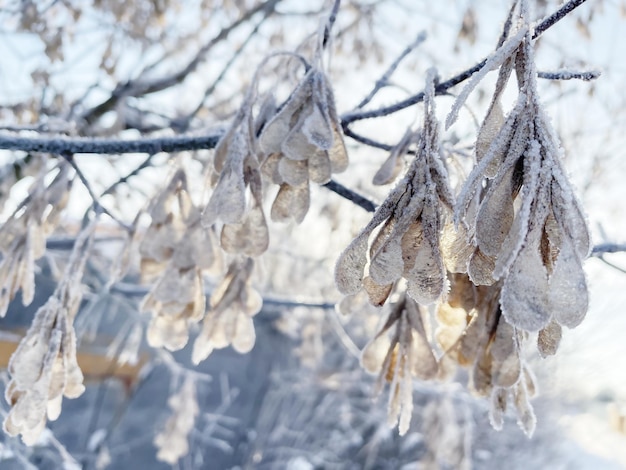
<box><xmin>341</xmin><ymin>0</ymin><xmax>590</xmax><ymax>127</ymax></box>
<box><xmin>537</xmin><ymin>69</ymin><xmax>600</xmax><ymax>81</ymax></box>
<box><xmin>354</xmin><ymin>31</ymin><xmax>427</xmax><ymax>110</ymax></box>
<box><xmin>81</xmin><ymin>0</ymin><xmax>281</xmax><ymax>126</ymax></box>
<box><xmin>591</xmin><ymin>243</ymin><xmax>626</xmax><ymax>256</ymax></box>
<box><xmin>323</xmin><ymin>179</ymin><xmax>377</xmax><ymax>213</ymax></box>
<box><xmin>0</xmin><ymin>133</ymin><xmax>221</xmax><ymax>155</ymax></box>
<box><xmin>62</xmin><ymin>154</ymin><xmax>132</xmax><ymax>230</ymax></box>
<box><xmin>532</xmin><ymin>0</ymin><xmax>587</xmax><ymax>38</ymax></box>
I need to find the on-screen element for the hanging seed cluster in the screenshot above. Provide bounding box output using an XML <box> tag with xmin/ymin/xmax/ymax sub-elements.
<box><xmin>452</xmin><ymin>28</ymin><xmax>590</xmax><ymax>334</ymax></box>
<box><xmin>259</xmin><ymin>67</ymin><xmax>349</xmax><ymax>223</ymax></box>
<box><xmin>334</xmin><ymin>8</ymin><xmax>591</xmax><ymax>438</ymax></box>
<box><xmin>154</xmin><ymin>377</ymin><xmax>199</xmax><ymax>465</ymax></box>
<box><xmin>140</xmin><ymin>169</ymin><xmax>220</xmax><ymax>351</ymax></box>
<box><xmin>335</xmin><ymin>69</ymin><xmax>454</xmax><ymax>307</ymax></box>
<box><xmin>3</xmin><ymin>220</ymin><xmax>94</xmax><ymax>444</ymax></box>
<box><xmin>0</xmin><ymin>162</ymin><xmax>72</xmax><ymax>317</ymax></box>
<box><xmin>192</xmin><ymin>257</ymin><xmax>262</xmax><ymax>364</ymax></box>
<box><xmin>360</xmin><ymin>293</ymin><xmax>437</xmax><ymax>435</ymax></box>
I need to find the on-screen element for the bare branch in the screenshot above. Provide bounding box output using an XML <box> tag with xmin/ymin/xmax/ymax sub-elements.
<box><xmin>110</xmin><ymin>281</ymin><xmax>336</xmax><ymax>310</ymax></box>
<box><xmin>81</xmin><ymin>0</ymin><xmax>282</xmax><ymax>125</ymax></box>
<box><xmin>322</xmin><ymin>0</ymin><xmax>342</xmax><ymax>48</ymax></box>
<box><xmin>62</xmin><ymin>154</ymin><xmax>132</xmax><ymax>230</ymax></box>
<box><xmin>591</xmin><ymin>243</ymin><xmax>626</xmax><ymax>256</ymax></box>
<box><xmin>176</xmin><ymin>13</ymin><xmax>270</xmax><ymax>132</ymax></box>
<box><xmin>323</xmin><ymin>179</ymin><xmax>377</xmax><ymax>213</ymax></box>
<box><xmin>354</xmin><ymin>31</ymin><xmax>427</xmax><ymax>110</ymax></box>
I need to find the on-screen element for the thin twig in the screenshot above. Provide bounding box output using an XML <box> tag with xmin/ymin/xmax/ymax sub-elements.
<box><xmin>323</xmin><ymin>179</ymin><xmax>377</xmax><ymax>212</ymax></box>
<box><xmin>176</xmin><ymin>13</ymin><xmax>270</xmax><ymax>131</ymax></box>
<box><xmin>100</xmin><ymin>153</ymin><xmax>156</xmax><ymax>197</ymax></box>
<box><xmin>109</xmin><ymin>281</ymin><xmax>336</xmax><ymax>310</ymax></box>
<box><xmin>328</xmin><ymin>309</ymin><xmax>361</xmax><ymax>358</ymax></box>
<box><xmin>62</xmin><ymin>154</ymin><xmax>132</xmax><ymax>230</ymax></box>
<box><xmin>532</xmin><ymin>0</ymin><xmax>587</xmax><ymax>38</ymax></box>
<box><xmin>354</xmin><ymin>31</ymin><xmax>427</xmax><ymax>110</ymax></box>
<box><xmin>322</xmin><ymin>0</ymin><xmax>342</xmax><ymax>48</ymax></box>
<box><xmin>81</xmin><ymin>0</ymin><xmax>282</xmax><ymax>125</ymax></box>
<box><xmin>591</xmin><ymin>243</ymin><xmax>626</xmax><ymax>256</ymax></box>
<box><xmin>341</xmin><ymin>126</ymin><xmax>393</xmax><ymax>151</ymax></box>
<box><xmin>537</xmin><ymin>69</ymin><xmax>601</xmax><ymax>81</ymax></box>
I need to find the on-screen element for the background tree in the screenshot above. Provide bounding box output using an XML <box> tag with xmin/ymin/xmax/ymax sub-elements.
<box><xmin>0</xmin><ymin>0</ymin><xmax>625</xmax><ymax>468</ymax></box>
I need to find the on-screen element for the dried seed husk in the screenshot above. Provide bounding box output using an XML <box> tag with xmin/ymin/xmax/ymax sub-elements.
<box><xmin>362</xmin><ymin>276</ymin><xmax>393</xmax><ymax>307</ymax></box>
<box><xmin>550</xmin><ymin>178</ymin><xmax>591</xmax><ymax>258</ymax></box>
<box><xmin>475</xmin><ymin>167</ymin><xmax>516</xmax><ymax>257</ymax></box>
<box><xmin>370</xmin><ymin>235</ymin><xmax>404</xmax><ymax>286</ymax></box>
<box><xmin>202</xmin><ymin>142</ymin><xmax>247</xmax><ymax>226</ymax></box>
<box><xmin>308</xmin><ymin>149</ymin><xmax>332</xmax><ymax>184</ymax></box>
<box><xmin>537</xmin><ymin>320</ymin><xmax>561</xmax><ymax>357</ymax></box>
<box><xmin>231</xmin><ymin>313</ymin><xmax>256</xmax><ymax>354</ymax></box>
<box><xmin>278</xmin><ymin>157</ymin><xmax>308</xmax><ymax>186</ymax></box>
<box><xmin>489</xmin><ymin>387</ymin><xmax>508</xmax><ymax>430</ymax></box>
<box><xmin>513</xmin><ymin>379</ymin><xmax>536</xmax><ymax>437</ymax></box>
<box><xmin>468</xmin><ymin>248</ymin><xmax>496</xmax><ymax>286</ymax></box>
<box><xmin>403</xmin><ymin>219</ymin><xmax>445</xmax><ymax>305</ymax></box>
<box><xmin>435</xmin><ymin>303</ymin><xmax>467</xmax><ymax>351</ymax></box>
<box><xmin>221</xmin><ymin>199</ymin><xmax>269</xmax><ymax>257</ymax></box>
<box><xmin>441</xmin><ymin>222</ymin><xmax>473</xmax><ymax>274</ymax></box>
<box><xmin>476</xmin><ymin>100</ymin><xmax>505</xmax><ymax>178</ymax></box>
<box><xmin>373</xmin><ymin>129</ymin><xmax>412</xmax><ymax>186</ymax></box>
<box><xmin>260</xmin><ymin>153</ymin><xmax>284</xmax><ymax>184</ymax></box>
<box><xmin>490</xmin><ymin>318</ymin><xmax>521</xmax><ymax>388</ymax></box>
<box><xmin>547</xmin><ymin>236</ymin><xmax>588</xmax><ymax>328</ymax></box>
<box><xmin>361</xmin><ymin>332</ymin><xmax>392</xmax><ymax>375</ymax></box>
<box><xmin>500</xmin><ymin>234</ymin><xmax>551</xmax><ymax>332</ymax></box>
<box><xmin>302</xmin><ymin>103</ymin><xmax>334</xmax><ymax>150</ymax></box>
<box><xmin>270</xmin><ymin>182</ymin><xmax>310</xmax><ymax>223</ymax></box>
<box><xmin>258</xmin><ymin>71</ymin><xmax>314</xmax><ymax>155</ymax></box>
<box><xmin>328</xmin><ymin>123</ymin><xmax>349</xmax><ymax>173</ymax></box>
<box><xmin>281</xmin><ymin>109</ymin><xmax>318</xmax><ymax>161</ymax></box>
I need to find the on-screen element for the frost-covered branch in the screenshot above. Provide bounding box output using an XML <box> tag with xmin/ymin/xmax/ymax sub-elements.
<box><xmin>0</xmin><ymin>133</ymin><xmax>221</xmax><ymax>155</ymax></box>
<box><xmin>532</xmin><ymin>0</ymin><xmax>588</xmax><ymax>38</ymax></box>
<box><xmin>537</xmin><ymin>69</ymin><xmax>601</xmax><ymax>81</ymax></box>
<box><xmin>341</xmin><ymin>0</ymin><xmax>590</xmax><ymax>127</ymax></box>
